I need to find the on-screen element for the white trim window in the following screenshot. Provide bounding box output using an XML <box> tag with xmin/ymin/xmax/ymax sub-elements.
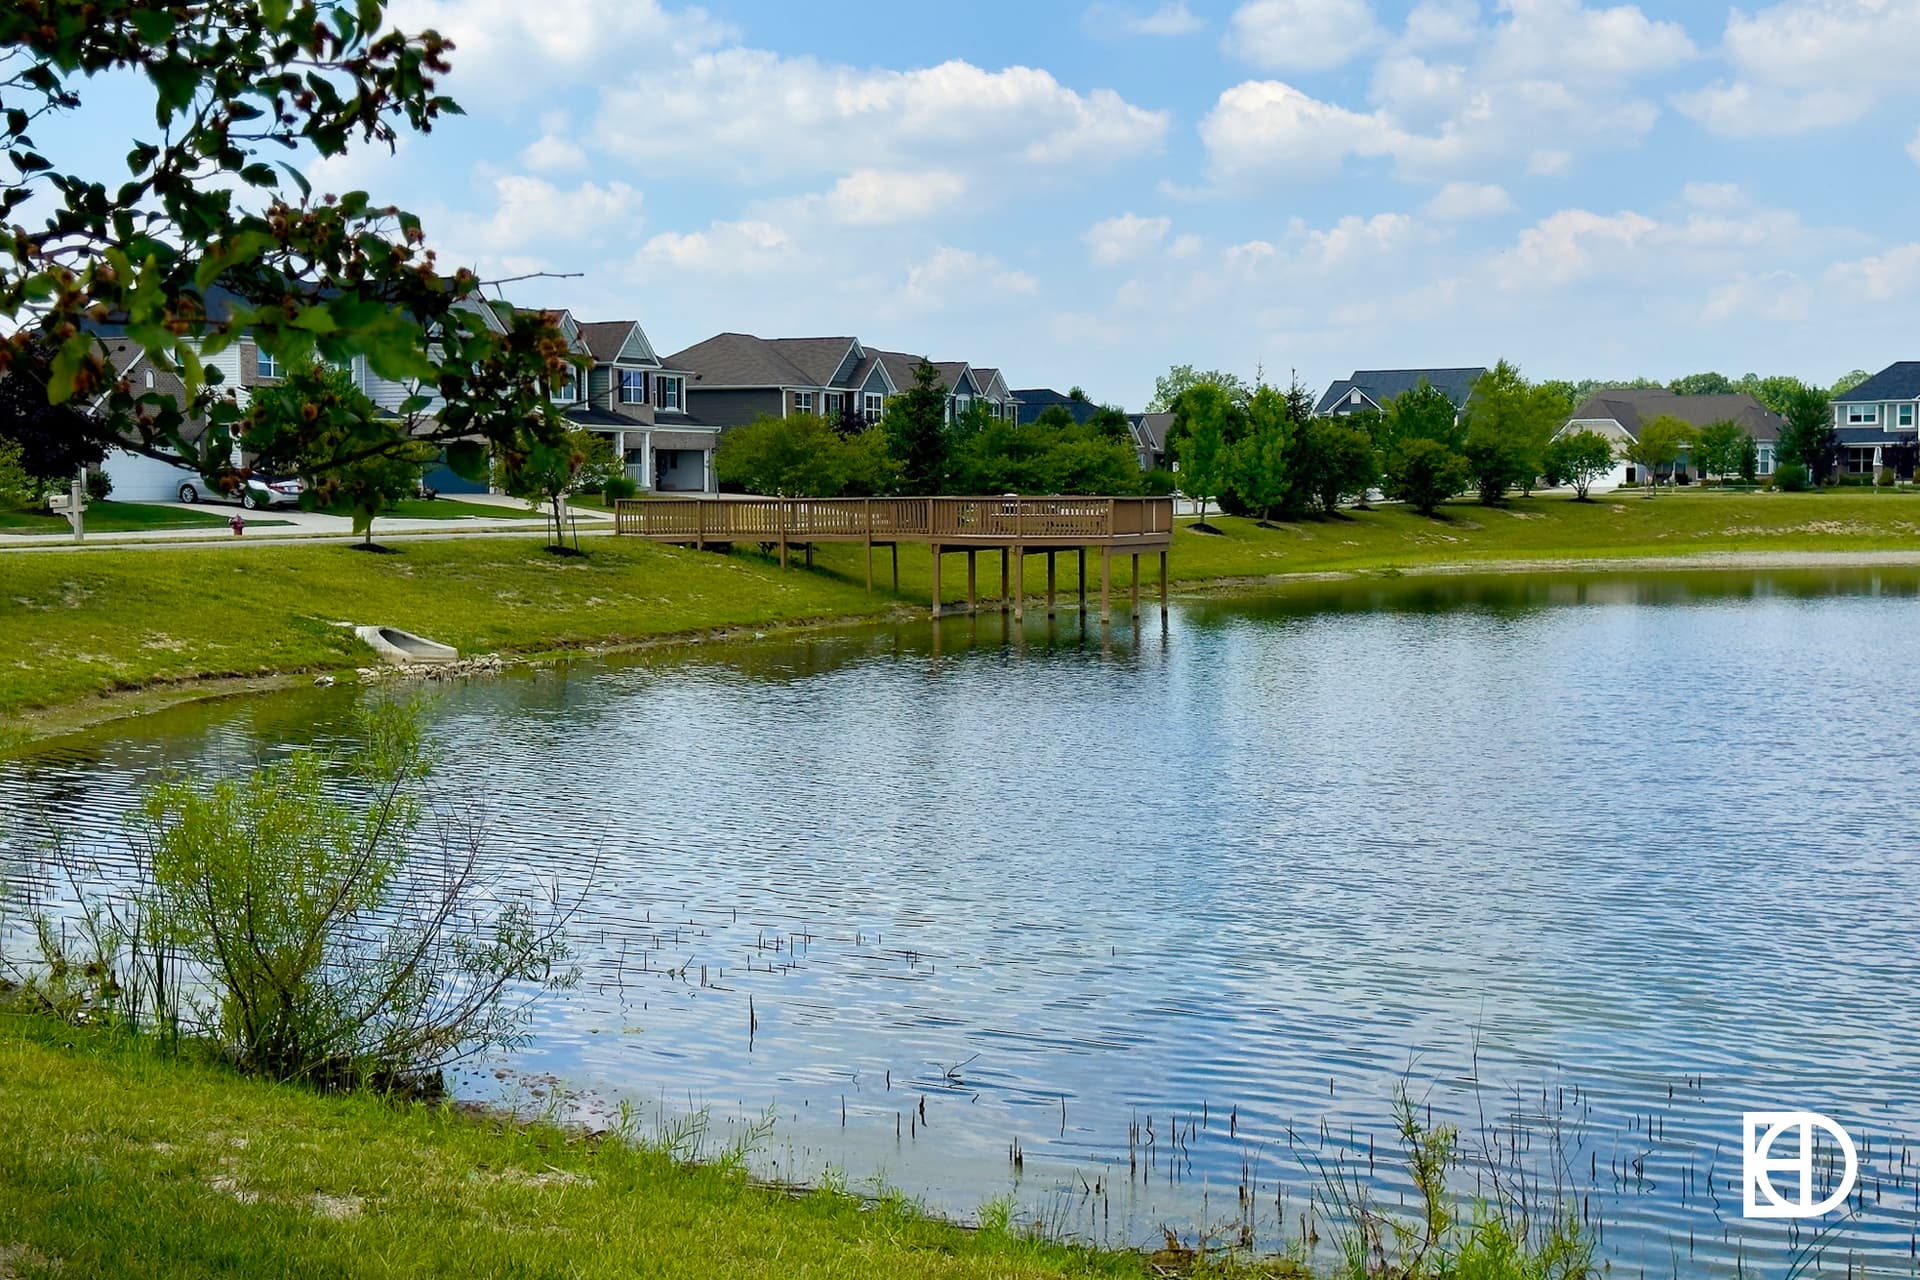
<box><xmin>619</xmin><ymin>369</ymin><xmax>648</xmax><ymax>405</ymax></box>
<box><xmin>863</xmin><ymin>393</ymin><xmax>884</xmax><ymax>423</ymax></box>
<box><xmin>825</xmin><ymin>392</ymin><xmax>844</xmax><ymax>418</ymax></box>
<box><xmin>551</xmin><ymin>372</ymin><xmax>579</xmax><ymax>404</ymax></box>
<box><xmin>255</xmin><ymin>349</ymin><xmax>283</xmax><ymax>380</ymax></box>
<box><xmin>1848</xmin><ymin>403</ymin><xmax>1878</xmax><ymax>425</ymax></box>
<box><xmin>1900</xmin><ymin>404</ymin><xmax>1915</xmax><ymax>429</ymax></box>
<box><xmin>1758</xmin><ymin>444</ymin><xmax>1775</xmax><ymax>476</ymax></box>
<box><xmin>794</xmin><ymin>390</ymin><xmax>815</xmax><ymax>415</ymax></box>
<box><xmin>655</xmin><ymin>375</ymin><xmax>683</xmax><ymax>412</ymax></box>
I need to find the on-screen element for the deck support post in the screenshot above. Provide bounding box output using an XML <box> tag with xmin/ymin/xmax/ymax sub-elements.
<box><xmin>1100</xmin><ymin>548</ymin><xmax>1112</xmax><ymax>626</ymax></box>
<box><xmin>1130</xmin><ymin>553</ymin><xmax>1140</xmax><ymax>619</ymax></box>
<box><xmin>930</xmin><ymin>545</ymin><xmax>942</xmax><ymax>618</ymax></box>
<box><xmin>804</xmin><ymin>543</ymin><xmax>813</xmax><ymax>568</ymax></box>
<box><xmin>1077</xmin><ymin>548</ymin><xmax>1087</xmax><ymax>613</ymax></box>
<box><xmin>966</xmin><ymin>549</ymin><xmax>977</xmax><ymax>614</ymax></box>
<box><xmin>1159</xmin><ymin>550</ymin><xmax>1169</xmax><ymax>618</ymax></box>
<box><xmin>1000</xmin><ymin>548</ymin><xmax>1010</xmax><ymax>612</ymax></box>
<box><xmin>1046</xmin><ymin>551</ymin><xmax>1057</xmax><ymax>617</ymax></box>
<box><xmin>1013</xmin><ymin>546</ymin><xmax>1025</xmax><ymax>623</ymax></box>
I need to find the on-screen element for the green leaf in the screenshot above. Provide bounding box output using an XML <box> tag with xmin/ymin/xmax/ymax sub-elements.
<box><xmin>129</xmin><ymin>8</ymin><xmax>177</xmax><ymax>43</ymax></box>
<box><xmin>276</xmin><ymin>161</ymin><xmax>312</xmax><ymax>200</ymax></box>
<box><xmin>290</xmin><ymin>304</ymin><xmax>339</xmax><ymax>335</ymax></box>
<box><xmin>260</xmin><ymin>0</ymin><xmax>293</xmax><ymax>28</ymax></box>
<box><xmin>46</xmin><ymin>340</ymin><xmax>84</xmax><ymax>404</ymax></box>
<box><xmin>148</xmin><ymin>58</ymin><xmax>199</xmax><ymax>124</ymax></box>
<box><xmin>445</xmin><ymin>441</ymin><xmax>488</xmax><ymax>482</ymax></box>
<box><xmin>125</xmin><ymin>141</ymin><xmax>159</xmax><ymax>174</ymax></box>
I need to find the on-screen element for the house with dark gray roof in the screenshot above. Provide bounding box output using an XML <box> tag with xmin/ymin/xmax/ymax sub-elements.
<box><xmin>667</xmin><ymin>333</ymin><xmax>900</xmax><ymax>432</ymax></box>
<box><xmin>1128</xmin><ymin>412</ymin><xmax>1173</xmax><ymax>472</ymax></box>
<box><xmin>1314</xmin><ymin>368</ymin><xmax>1487</xmax><ymax>418</ymax></box>
<box><xmin>1012</xmin><ymin>388</ymin><xmax>1101</xmax><ymax>427</ymax></box>
<box><xmin>1830</xmin><ymin>362</ymin><xmax>1920</xmax><ymax>479</ymax></box>
<box><xmin>560</xmin><ymin>315</ymin><xmax>714</xmax><ymax>493</ymax></box>
<box><xmin>1560</xmin><ymin>388</ymin><xmax>1784</xmax><ymax>488</ymax></box>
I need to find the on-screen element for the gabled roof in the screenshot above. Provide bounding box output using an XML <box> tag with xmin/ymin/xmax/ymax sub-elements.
<box><xmin>1567</xmin><ymin>389</ymin><xmax>1784</xmax><ymax>442</ymax></box>
<box><xmin>1832</xmin><ymin>362</ymin><xmax>1920</xmax><ymax>403</ymax></box>
<box><xmin>873</xmin><ymin>350</ymin><xmax>933</xmax><ymax>392</ymax></box>
<box><xmin>1012</xmin><ymin>388</ymin><xmax>1102</xmax><ymax>427</ymax></box>
<box><xmin>932</xmin><ymin>361</ymin><xmax>978</xmax><ymax>395</ymax></box>
<box><xmin>1315</xmin><ymin>367</ymin><xmax>1486</xmax><ymax>416</ymax></box>
<box><xmin>763</xmin><ymin>337</ymin><xmax>861</xmax><ymax>388</ymax></box>
<box><xmin>847</xmin><ymin>352</ymin><xmax>895</xmax><ymax>395</ymax></box>
<box><xmin>1130</xmin><ymin>411</ymin><xmax>1174</xmax><ymax>453</ymax></box>
<box><xmin>576</xmin><ymin>320</ymin><xmax>660</xmax><ymax>366</ymax></box>
<box><xmin>666</xmin><ymin>332</ymin><xmax>815</xmax><ymax>387</ymax></box>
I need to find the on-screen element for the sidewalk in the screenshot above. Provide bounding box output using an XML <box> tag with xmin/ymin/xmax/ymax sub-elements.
<box><xmin>0</xmin><ymin>497</ymin><xmax>615</xmax><ymax>552</ymax></box>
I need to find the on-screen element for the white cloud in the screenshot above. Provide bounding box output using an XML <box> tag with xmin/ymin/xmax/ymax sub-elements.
<box><xmin>901</xmin><ymin>248</ymin><xmax>1039</xmax><ymax>309</ymax></box>
<box><xmin>810</xmin><ymin>169</ymin><xmax>970</xmax><ymax>226</ymax></box>
<box><xmin>1084</xmin><ymin>2</ymin><xmax>1205</xmax><ymax>36</ymax></box>
<box><xmin>1426</xmin><ymin>181</ymin><xmax>1515</xmax><ymax>219</ymax></box>
<box><xmin>597</xmin><ymin>52</ymin><xmax>1167</xmax><ymax>182</ymax></box>
<box><xmin>1202</xmin><ymin>1</ymin><xmax>1688</xmax><ymax>188</ymax></box>
<box><xmin>1826</xmin><ymin>242</ymin><xmax>1920</xmax><ymax>302</ymax></box>
<box><xmin>519</xmin><ymin>134</ymin><xmax>588</xmax><ymax>174</ymax></box>
<box><xmin>388</xmin><ymin>0</ymin><xmax>733</xmax><ymax>104</ymax></box>
<box><xmin>1677</xmin><ymin>0</ymin><xmax>1920</xmax><ymax>137</ymax></box>
<box><xmin>1909</xmin><ymin>126</ymin><xmax>1920</xmax><ymax>167</ymax></box>
<box><xmin>1682</xmin><ymin>181</ymin><xmax>1745</xmax><ymax>211</ymax></box>
<box><xmin>1702</xmin><ymin>271</ymin><xmax>1813</xmax><ymax>324</ymax></box>
<box><xmin>635</xmin><ymin>219</ymin><xmax>799</xmax><ymax>276</ymax></box>
<box><xmin>1298</xmin><ymin>212</ymin><xmax>1423</xmax><ymax>269</ymax></box>
<box><xmin>1085</xmin><ymin>213</ymin><xmax>1173</xmax><ymax>264</ymax></box>
<box><xmin>435</xmin><ymin>174</ymin><xmax>642</xmax><ymax>274</ymax></box>
<box><xmin>1492</xmin><ymin>208</ymin><xmax>1661</xmax><ymax>291</ymax></box>
<box><xmin>1226</xmin><ymin>0</ymin><xmax>1383</xmax><ymax>72</ymax></box>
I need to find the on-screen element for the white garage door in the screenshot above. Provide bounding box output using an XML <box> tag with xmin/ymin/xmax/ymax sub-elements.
<box><xmin>102</xmin><ymin>448</ymin><xmax>197</xmax><ymax>503</ymax></box>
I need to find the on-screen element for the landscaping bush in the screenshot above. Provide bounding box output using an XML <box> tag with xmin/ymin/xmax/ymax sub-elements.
<box><xmin>1141</xmin><ymin>467</ymin><xmax>1177</xmax><ymax>496</ymax></box>
<box><xmin>604</xmin><ymin>474</ymin><xmax>638</xmax><ymax>503</ymax></box>
<box><xmin>1774</xmin><ymin>462</ymin><xmax>1810</xmax><ymax>492</ymax></box>
<box><xmin>1878</xmin><ymin>468</ymin><xmax>1898</xmax><ymax>488</ymax></box>
<box><xmin>7</xmin><ymin>701</ymin><xmax>580</xmax><ymax>1090</ymax></box>
<box><xmin>84</xmin><ymin>470</ymin><xmax>113</xmax><ymax>502</ymax></box>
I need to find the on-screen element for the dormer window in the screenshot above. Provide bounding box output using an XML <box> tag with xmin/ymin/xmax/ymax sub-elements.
<box><xmin>619</xmin><ymin>369</ymin><xmax>648</xmax><ymax>405</ymax></box>
<box><xmin>1349</xmin><ymin>388</ymin><xmax>1363</xmax><ymax>405</ymax></box>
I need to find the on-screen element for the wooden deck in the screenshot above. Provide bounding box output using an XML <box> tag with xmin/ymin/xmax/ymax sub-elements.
<box><xmin>613</xmin><ymin>496</ymin><xmax>1173</xmax><ymax>621</ymax></box>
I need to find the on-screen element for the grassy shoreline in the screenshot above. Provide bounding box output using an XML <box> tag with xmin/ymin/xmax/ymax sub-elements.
<box><xmin>4</xmin><ymin>490</ymin><xmax>1920</xmax><ymax>743</ymax></box>
<box><xmin>0</xmin><ymin>1016</ymin><xmax>1225</xmax><ymax>1279</ymax></box>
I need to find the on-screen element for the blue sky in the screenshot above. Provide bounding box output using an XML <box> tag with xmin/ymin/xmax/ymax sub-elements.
<box><xmin>51</xmin><ymin>0</ymin><xmax>1920</xmax><ymax>407</ymax></box>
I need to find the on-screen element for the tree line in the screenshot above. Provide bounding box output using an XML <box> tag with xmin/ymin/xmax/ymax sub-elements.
<box><xmin>714</xmin><ymin>358</ymin><xmax>1151</xmax><ymax>498</ymax></box>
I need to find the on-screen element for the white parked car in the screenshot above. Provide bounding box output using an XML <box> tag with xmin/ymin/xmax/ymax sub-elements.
<box><xmin>175</xmin><ymin>470</ymin><xmax>305</xmax><ymax>510</ymax></box>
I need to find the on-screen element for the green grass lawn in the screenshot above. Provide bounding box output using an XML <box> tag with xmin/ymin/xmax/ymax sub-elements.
<box><xmin>320</xmin><ymin>497</ymin><xmax>546</xmax><ymax>522</ymax></box>
<box><xmin>3</xmin><ymin>490</ymin><xmax>1918</xmax><ymax>724</ymax></box>
<box><xmin>0</xmin><ymin>1018</ymin><xmax>1188</xmax><ymax>1280</ymax></box>
<box><xmin>0</xmin><ymin>501</ymin><xmax>289</xmax><ymax>536</ymax></box>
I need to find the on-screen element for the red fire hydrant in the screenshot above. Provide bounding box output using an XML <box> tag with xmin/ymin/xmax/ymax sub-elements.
<box><xmin>229</xmin><ymin>513</ymin><xmax>246</xmax><ymax>537</ymax></box>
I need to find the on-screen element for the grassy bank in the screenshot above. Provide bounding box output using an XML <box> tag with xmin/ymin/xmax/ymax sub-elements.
<box><xmin>4</xmin><ymin>489</ymin><xmax>1919</xmax><ymax>727</ymax></box>
<box><xmin>0</xmin><ymin>501</ymin><xmax>293</xmax><ymax>536</ymax></box>
<box><xmin>0</xmin><ymin>1017</ymin><xmax>1190</xmax><ymax>1279</ymax></box>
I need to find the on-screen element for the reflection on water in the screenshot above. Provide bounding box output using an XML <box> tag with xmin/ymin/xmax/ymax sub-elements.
<box><xmin>6</xmin><ymin>567</ymin><xmax>1920</xmax><ymax>1277</ymax></box>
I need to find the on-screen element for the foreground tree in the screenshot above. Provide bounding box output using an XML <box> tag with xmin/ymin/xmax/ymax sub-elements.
<box><xmin>1461</xmin><ymin>361</ymin><xmax>1565</xmax><ymax>503</ymax></box>
<box><xmin>1777</xmin><ymin>383</ymin><xmax>1839</xmax><ymax>484</ymax></box>
<box><xmin>1690</xmin><ymin>419</ymin><xmax>1749</xmax><ymax>484</ymax></box>
<box><xmin>1539</xmin><ymin>429</ymin><xmax>1617</xmax><ymax>500</ymax></box>
<box><xmin>1228</xmin><ymin>387</ymin><xmax>1292</xmax><ymax>521</ymax></box>
<box><xmin>1623</xmin><ymin>415</ymin><xmax>1690</xmax><ymax>494</ymax></box>
<box><xmin>0</xmin><ymin>0</ymin><xmax>572</xmax><ymax>484</ymax></box>
<box><xmin>497</xmin><ymin>429</ymin><xmax>620</xmax><ymax>548</ymax></box>
<box><xmin>1294</xmin><ymin>419</ymin><xmax>1377</xmax><ymax>515</ymax></box>
<box><xmin>881</xmin><ymin>359</ymin><xmax>949</xmax><ymax>495</ymax></box>
<box><xmin>1386</xmin><ymin>438</ymin><xmax>1471</xmax><ymax>516</ymax></box>
<box><xmin>248</xmin><ymin>362</ymin><xmax>430</xmax><ymax>547</ymax></box>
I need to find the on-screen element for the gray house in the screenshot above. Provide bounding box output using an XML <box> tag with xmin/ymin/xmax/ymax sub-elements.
<box><xmin>563</xmin><ymin>316</ymin><xmax>714</xmax><ymax>493</ymax></box>
<box><xmin>1314</xmin><ymin>367</ymin><xmax>1487</xmax><ymax>418</ymax></box>
<box><xmin>668</xmin><ymin>334</ymin><xmax>899</xmax><ymax>430</ymax></box>
<box><xmin>1830</xmin><ymin>362</ymin><xmax>1920</xmax><ymax>479</ymax></box>
<box><xmin>1561</xmin><ymin>388</ymin><xmax>1783</xmax><ymax>488</ymax></box>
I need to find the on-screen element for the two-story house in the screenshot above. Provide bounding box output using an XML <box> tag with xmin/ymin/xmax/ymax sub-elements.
<box><xmin>666</xmin><ymin>334</ymin><xmax>900</xmax><ymax>431</ymax></box>
<box><xmin>557</xmin><ymin>314</ymin><xmax>715</xmax><ymax>493</ymax></box>
<box><xmin>1830</xmin><ymin>362</ymin><xmax>1920</xmax><ymax>480</ymax></box>
<box><xmin>1313</xmin><ymin>367</ymin><xmax>1487</xmax><ymax>419</ymax></box>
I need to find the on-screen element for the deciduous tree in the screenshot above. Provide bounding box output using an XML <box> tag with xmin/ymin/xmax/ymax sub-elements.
<box><xmin>1172</xmin><ymin>384</ymin><xmax>1233</xmax><ymax>521</ymax></box>
<box><xmin>1385</xmin><ymin>438</ymin><xmax>1469</xmax><ymax>516</ymax></box>
<box><xmin>1146</xmin><ymin>364</ymin><xmax>1251</xmax><ymax>413</ymax></box>
<box><xmin>1540</xmin><ymin>429</ymin><xmax>1617</xmax><ymax>500</ymax></box>
<box><xmin>248</xmin><ymin>362</ymin><xmax>430</xmax><ymax>547</ymax></box>
<box><xmin>1777</xmin><ymin>384</ymin><xmax>1838</xmax><ymax>484</ymax></box>
<box><xmin>1228</xmin><ymin>386</ymin><xmax>1291</xmax><ymax>521</ymax></box>
<box><xmin>1623</xmin><ymin>415</ymin><xmax>1690</xmax><ymax>494</ymax></box>
<box><xmin>1690</xmin><ymin>419</ymin><xmax>1748</xmax><ymax>483</ymax></box>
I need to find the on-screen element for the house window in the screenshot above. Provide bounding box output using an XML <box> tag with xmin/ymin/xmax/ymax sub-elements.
<box><xmin>1848</xmin><ymin>404</ymin><xmax>1878</xmax><ymax>425</ymax></box>
<box><xmin>255</xmin><ymin>349</ymin><xmax>282</xmax><ymax>380</ymax></box>
<box><xmin>794</xmin><ymin>391</ymin><xmax>815</xmax><ymax>415</ymax></box>
<box><xmin>1845</xmin><ymin>446</ymin><xmax>1878</xmax><ymax>474</ymax></box>
<box><xmin>825</xmin><ymin>392</ymin><xmax>844</xmax><ymax>418</ymax></box>
<box><xmin>655</xmin><ymin>375</ymin><xmax>682</xmax><ymax>412</ymax></box>
<box><xmin>1901</xmin><ymin>404</ymin><xmax>1915</xmax><ymax>429</ymax></box>
<box><xmin>863</xmin><ymin>393</ymin><xmax>884</xmax><ymax>423</ymax></box>
<box><xmin>551</xmin><ymin>372</ymin><xmax>578</xmax><ymax>404</ymax></box>
<box><xmin>1758</xmin><ymin>444</ymin><xmax>1774</xmax><ymax>476</ymax></box>
<box><xmin>620</xmin><ymin>370</ymin><xmax>648</xmax><ymax>405</ymax></box>
<box><xmin>1349</xmin><ymin>389</ymin><xmax>1363</xmax><ymax>405</ymax></box>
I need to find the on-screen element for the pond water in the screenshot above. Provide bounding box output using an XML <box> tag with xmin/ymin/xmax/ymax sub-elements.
<box><xmin>6</xmin><ymin>566</ymin><xmax>1920</xmax><ymax>1277</ymax></box>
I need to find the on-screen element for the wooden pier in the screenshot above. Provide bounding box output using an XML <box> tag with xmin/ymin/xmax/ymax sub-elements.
<box><xmin>613</xmin><ymin>495</ymin><xmax>1174</xmax><ymax>622</ymax></box>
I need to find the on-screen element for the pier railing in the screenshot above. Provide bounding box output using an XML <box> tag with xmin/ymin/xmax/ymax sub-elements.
<box><xmin>614</xmin><ymin>496</ymin><xmax>1172</xmax><ymax>545</ymax></box>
